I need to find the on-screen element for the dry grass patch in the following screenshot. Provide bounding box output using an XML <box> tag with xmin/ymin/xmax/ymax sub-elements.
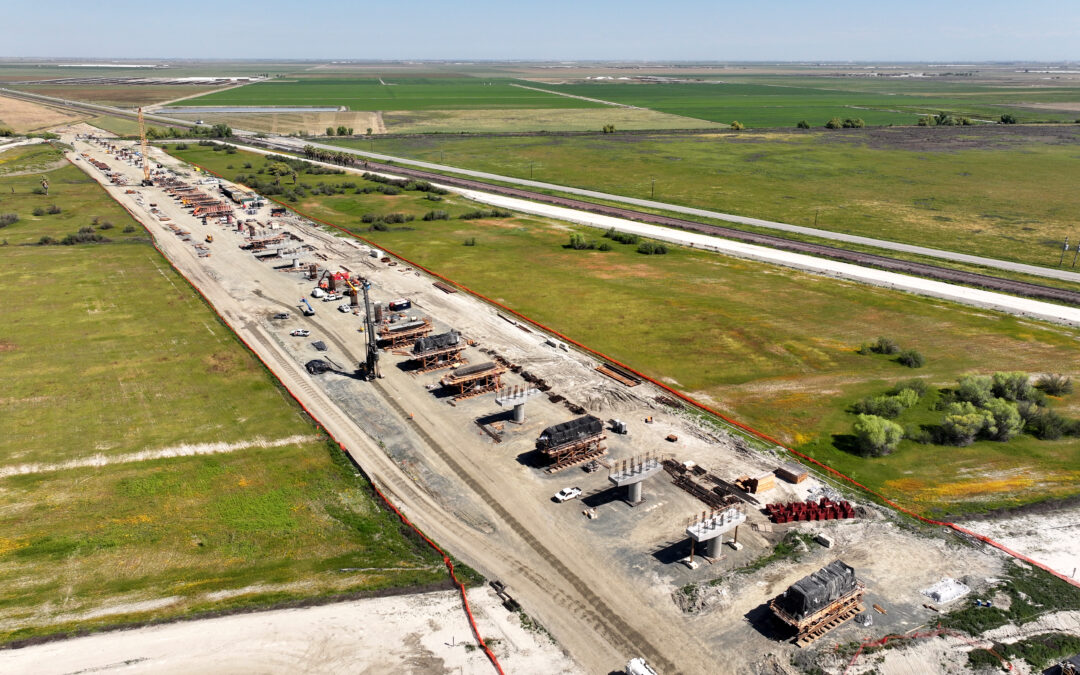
<box><xmin>381</xmin><ymin>107</ymin><xmax>723</xmax><ymax>133</ymax></box>
<box><xmin>0</xmin><ymin>95</ymin><xmax>87</xmax><ymax>132</ymax></box>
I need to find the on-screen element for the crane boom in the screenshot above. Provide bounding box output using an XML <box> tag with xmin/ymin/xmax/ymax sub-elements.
<box><xmin>360</xmin><ymin>278</ymin><xmax>379</xmax><ymax>380</ymax></box>
<box><xmin>138</xmin><ymin>107</ymin><xmax>152</xmax><ymax>186</ymax></box>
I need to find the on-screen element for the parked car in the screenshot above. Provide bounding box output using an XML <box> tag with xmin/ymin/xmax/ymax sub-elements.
<box><xmin>338</xmin><ymin>304</ymin><xmax>352</xmax><ymax>313</ymax></box>
<box><xmin>273</xmin><ymin>312</ymin><xmax>290</xmax><ymax>320</ymax></box>
<box><xmin>311</xmin><ymin>288</ymin><xmax>326</xmax><ymax>299</ymax></box>
<box><xmin>553</xmin><ymin>487</ymin><xmax>582</xmax><ymax>503</ymax></box>
<box><xmin>290</xmin><ymin>329</ymin><xmax>310</xmax><ymax>337</ymax></box>
<box><xmin>322</xmin><ymin>293</ymin><xmax>340</xmax><ymax>302</ymax></box>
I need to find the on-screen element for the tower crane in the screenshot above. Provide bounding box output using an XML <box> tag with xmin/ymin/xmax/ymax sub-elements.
<box><xmin>138</xmin><ymin>107</ymin><xmax>152</xmax><ymax>187</ymax></box>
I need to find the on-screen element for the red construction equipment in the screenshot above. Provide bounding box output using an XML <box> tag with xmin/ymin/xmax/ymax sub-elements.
<box><xmin>766</xmin><ymin>498</ymin><xmax>855</xmax><ymax>524</ymax></box>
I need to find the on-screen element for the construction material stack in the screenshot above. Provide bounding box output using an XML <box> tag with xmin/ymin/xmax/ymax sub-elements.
<box><xmin>535</xmin><ymin>415</ymin><xmax>607</xmax><ymax>473</ymax></box>
<box><xmin>769</xmin><ymin>560</ymin><xmax>865</xmax><ymax>647</ymax></box>
<box><xmin>766</xmin><ymin>498</ymin><xmax>856</xmax><ymax>524</ymax></box>
<box><xmin>440</xmin><ymin>362</ymin><xmax>505</xmax><ymax>401</ymax></box>
<box><xmin>412</xmin><ymin>331</ymin><xmax>466</xmax><ymax>372</ymax></box>
<box><xmin>380</xmin><ymin>318</ymin><xmax>433</xmax><ymax>349</ymax></box>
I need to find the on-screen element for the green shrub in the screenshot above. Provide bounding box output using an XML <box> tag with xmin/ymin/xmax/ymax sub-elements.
<box><xmin>897</xmin><ymin>349</ymin><xmax>925</xmax><ymax>368</ymax></box>
<box><xmin>603</xmin><ymin>228</ymin><xmax>640</xmax><ymax>245</ymax></box>
<box><xmin>637</xmin><ymin>241</ymin><xmax>668</xmax><ymax>255</ymax></box>
<box><xmin>852</xmin><ymin>414</ymin><xmax>904</xmax><ymax>456</ymax></box>
<box><xmin>1036</xmin><ymin>373</ymin><xmax>1073</xmax><ymax>396</ymax></box>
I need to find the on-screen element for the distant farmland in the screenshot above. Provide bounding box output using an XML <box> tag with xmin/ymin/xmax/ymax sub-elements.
<box><xmin>353</xmin><ymin>125</ymin><xmax>1080</xmax><ymax>269</ymax></box>
<box><xmin>184</xmin><ymin>78</ymin><xmax>603</xmax><ymax>111</ymax></box>
<box><xmin>540</xmin><ymin>79</ymin><xmax>1080</xmax><ymax>127</ymax></box>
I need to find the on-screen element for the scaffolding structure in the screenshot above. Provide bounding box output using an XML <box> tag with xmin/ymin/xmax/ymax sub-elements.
<box><xmin>378</xmin><ymin>318</ymin><xmax>432</xmax><ymax>349</ymax></box>
<box><xmin>536</xmin><ymin>415</ymin><xmax>607</xmax><ymax>474</ymax></box>
<box><xmin>440</xmin><ymin>362</ymin><xmax>505</xmax><ymax>400</ymax></box>
<box><xmin>412</xmin><ymin>331</ymin><xmax>466</xmax><ymax>373</ymax></box>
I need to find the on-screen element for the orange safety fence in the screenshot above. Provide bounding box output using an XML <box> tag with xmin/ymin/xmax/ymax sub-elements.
<box><xmin>187</xmin><ymin>152</ymin><xmax>1080</xmax><ymax>592</ymax></box>
<box><xmin>70</xmin><ymin>154</ymin><xmax>507</xmax><ymax>675</ymax></box>
<box><xmin>841</xmin><ymin>625</ymin><xmax>1012</xmax><ymax>674</ymax></box>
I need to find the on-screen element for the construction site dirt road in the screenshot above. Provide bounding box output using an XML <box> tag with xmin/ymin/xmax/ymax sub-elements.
<box><xmin>60</xmin><ymin>133</ymin><xmax>1015</xmax><ymax>674</ymax></box>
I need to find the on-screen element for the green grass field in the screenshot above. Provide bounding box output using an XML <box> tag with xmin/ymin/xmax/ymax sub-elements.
<box><xmin>541</xmin><ymin>79</ymin><xmax>1080</xmax><ymax>127</ymax></box>
<box><xmin>169</xmin><ymin>143</ymin><xmax>1080</xmax><ymax>517</ymax></box>
<box><xmin>184</xmin><ymin>78</ymin><xmax>603</xmax><ymax>111</ymax></box>
<box><xmin>342</xmin><ymin>126</ymin><xmax>1080</xmax><ymax>270</ymax></box>
<box><xmin>0</xmin><ymin>145</ymin><xmax>451</xmax><ymax>644</ymax></box>
<box><xmin>85</xmin><ymin>115</ymin><xmax>144</xmax><ymax>136</ymax></box>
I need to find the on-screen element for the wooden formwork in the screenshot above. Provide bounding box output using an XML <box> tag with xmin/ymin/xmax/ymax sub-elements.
<box><xmin>440</xmin><ymin>364</ymin><xmax>505</xmax><ymax>400</ymax></box>
<box><xmin>413</xmin><ymin>346</ymin><xmax>467</xmax><ymax>373</ymax></box>
<box><xmin>378</xmin><ymin>319</ymin><xmax>433</xmax><ymax>349</ymax></box>
<box><xmin>541</xmin><ymin>435</ymin><xmax>607</xmax><ymax>474</ymax></box>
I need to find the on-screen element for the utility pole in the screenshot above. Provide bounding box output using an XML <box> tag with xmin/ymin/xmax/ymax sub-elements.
<box><xmin>1060</xmin><ymin>236</ymin><xmax>1070</xmax><ymax>266</ymax></box>
<box><xmin>1072</xmin><ymin>236</ymin><xmax>1079</xmax><ymax>268</ymax></box>
<box><xmin>814</xmin><ymin>208</ymin><xmax>819</xmax><ymax>227</ymax></box>
<box><xmin>651</xmin><ymin>179</ymin><xmax>655</xmax><ymax>199</ymax></box>
<box><xmin>529</xmin><ymin>162</ymin><xmax>534</xmax><ymax>180</ymax></box>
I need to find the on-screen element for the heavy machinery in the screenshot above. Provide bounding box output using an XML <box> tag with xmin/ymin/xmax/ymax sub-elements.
<box><xmin>359</xmin><ymin>278</ymin><xmax>379</xmax><ymax>380</ymax></box>
<box><xmin>138</xmin><ymin>107</ymin><xmax>152</xmax><ymax>187</ymax></box>
<box><xmin>342</xmin><ymin>276</ymin><xmax>361</xmax><ymax>309</ymax></box>
<box><xmin>300</xmin><ymin>298</ymin><xmax>315</xmax><ymax>316</ymax></box>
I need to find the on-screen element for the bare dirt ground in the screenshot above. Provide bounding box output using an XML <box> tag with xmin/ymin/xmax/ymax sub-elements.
<box><xmin>0</xmin><ymin>94</ymin><xmax>87</xmax><ymax>132</ymax></box>
<box><xmin>0</xmin><ymin>589</ymin><xmax>580</xmax><ymax>675</ymax></box>
<box><xmin>51</xmin><ymin>134</ymin><xmax>1035</xmax><ymax>674</ymax></box>
<box><xmin>959</xmin><ymin>506</ymin><xmax>1080</xmax><ymax>580</ymax></box>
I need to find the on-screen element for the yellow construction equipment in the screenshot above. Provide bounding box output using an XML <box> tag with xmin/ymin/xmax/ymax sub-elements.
<box><xmin>138</xmin><ymin>107</ymin><xmax>152</xmax><ymax>187</ymax></box>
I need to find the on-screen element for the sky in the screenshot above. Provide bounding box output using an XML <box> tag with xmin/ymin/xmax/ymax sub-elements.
<box><xmin>5</xmin><ymin>0</ymin><xmax>1079</xmax><ymax>61</ymax></box>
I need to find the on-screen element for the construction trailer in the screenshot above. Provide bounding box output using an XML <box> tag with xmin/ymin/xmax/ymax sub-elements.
<box><xmin>440</xmin><ymin>362</ymin><xmax>505</xmax><ymax>401</ymax></box>
<box><xmin>536</xmin><ymin>415</ymin><xmax>607</xmax><ymax>473</ymax></box>
<box><xmin>412</xmin><ymin>331</ymin><xmax>466</xmax><ymax>373</ymax></box>
<box><xmin>379</xmin><ymin>318</ymin><xmax>433</xmax><ymax>349</ymax></box>
<box><xmin>769</xmin><ymin>560</ymin><xmax>865</xmax><ymax>647</ymax></box>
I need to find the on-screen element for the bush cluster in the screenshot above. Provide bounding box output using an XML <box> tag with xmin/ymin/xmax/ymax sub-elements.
<box><xmin>460</xmin><ymin>209</ymin><xmax>512</xmax><ymax>220</ymax></box>
<box><xmin>602</xmin><ymin>228</ymin><xmax>639</xmax><ymax>245</ymax></box>
<box><xmin>637</xmin><ymin>241</ymin><xmax>668</xmax><ymax>255</ymax></box>
<box><xmin>567</xmin><ymin>233</ymin><xmax>610</xmax><ymax>251</ymax></box>
<box><xmin>825</xmin><ymin>117</ymin><xmax>865</xmax><ymax>129</ymax></box>
<box><xmin>422</xmin><ymin>210</ymin><xmax>449</xmax><ymax>221</ymax></box>
<box><xmin>857</xmin><ymin>336</ymin><xmax>924</xmax><ymax>368</ymax></box>
<box><xmin>361</xmin><ymin>173</ymin><xmax>448</xmax><ymax>195</ymax></box>
<box><xmin>0</xmin><ymin>213</ymin><xmax>19</xmax><ymax>227</ymax></box>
